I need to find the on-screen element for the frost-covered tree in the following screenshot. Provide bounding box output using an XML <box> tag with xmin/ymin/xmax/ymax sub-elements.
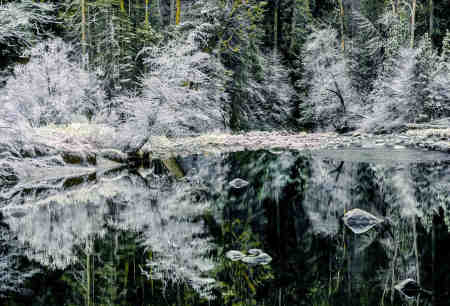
<box><xmin>138</xmin><ymin>28</ymin><xmax>230</xmax><ymax>136</ymax></box>
<box><xmin>413</xmin><ymin>33</ymin><xmax>438</xmax><ymax>119</ymax></box>
<box><xmin>380</xmin><ymin>10</ymin><xmax>409</xmax><ymax>73</ymax></box>
<box><xmin>206</xmin><ymin>0</ymin><xmax>294</xmax><ymax>130</ymax></box>
<box><xmin>0</xmin><ymin>0</ymin><xmax>54</xmax><ymax>58</ymax></box>
<box><xmin>348</xmin><ymin>11</ymin><xmax>383</xmax><ymax>96</ymax></box>
<box><xmin>441</xmin><ymin>30</ymin><xmax>450</xmax><ymax>63</ymax></box>
<box><xmin>62</xmin><ymin>0</ymin><xmax>161</xmax><ymax>94</ymax></box>
<box><xmin>242</xmin><ymin>53</ymin><xmax>296</xmax><ymax>130</ymax></box>
<box><xmin>301</xmin><ymin>28</ymin><xmax>357</xmax><ymax>131</ymax></box>
<box><xmin>363</xmin><ymin>48</ymin><xmax>417</xmax><ymax>131</ymax></box>
<box><xmin>425</xmin><ymin>31</ymin><xmax>450</xmax><ymax>119</ymax></box>
<box><xmin>2</xmin><ymin>39</ymin><xmax>105</xmax><ymax>127</ymax></box>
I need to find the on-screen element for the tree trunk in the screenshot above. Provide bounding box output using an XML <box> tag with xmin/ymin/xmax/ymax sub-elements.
<box><xmin>338</xmin><ymin>0</ymin><xmax>345</xmax><ymax>52</ymax></box>
<box><xmin>158</xmin><ymin>0</ymin><xmax>163</xmax><ymax>26</ymax></box>
<box><xmin>81</xmin><ymin>0</ymin><xmax>87</xmax><ymax>69</ymax></box>
<box><xmin>274</xmin><ymin>0</ymin><xmax>279</xmax><ymax>53</ymax></box>
<box><xmin>429</xmin><ymin>0</ymin><xmax>433</xmax><ymax>44</ymax></box>
<box><xmin>145</xmin><ymin>0</ymin><xmax>149</xmax><ymax>25</ymax></box>
<box><xmin>289</xmin><ymin>0</ymin><xmax>297</xmax><ymax>54</ymax></box>
<box><xmin>410</xmin><ymin>0</ymin><xmax>416</xmax><ymax>48</ymax></box>
<box><xmin>175</xmin><ymin>0</ymin><xmax>181</xmax><ymax>25</ymax></box>
<box><xmin>392</xmin><ymin>0</ymin><xmax>398</xmax><ymax>14</ymax></box>
<box><xmin>170</xmin><ymin>0</ymin><xmax>175</xmax><ymax>25</ymax></box>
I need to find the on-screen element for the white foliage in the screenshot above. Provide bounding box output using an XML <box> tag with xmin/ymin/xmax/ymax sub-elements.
<box><xmin>0</xmin><ymin>0</ymin><xmax>53</xmax><ymax>53</ymax></box>
<box><xmin>302</xmin><ymin>28</ymin><xmax>358</xmax><ymax>130</ymax></box>
<box><xmin>427</xmin><ymin>58</ymin><xmax>450</xmax><ymax>118</ymax></box>
<box><xmin>2</xmin><ymin>39</ymin><xmax>105</xmax><ymax>127</ymax></box>
<box><xmin>303</xmin><ymin>159</ymin><xmax>351</xmax><ymax>236</ymax></box>
<box><xmin>1</xmin><ymin>168</ymin><xmax>217</xmax><ymax>299</ymax></box>
<box><xmin>242</xmin><ymin>53</ymin><xmax>296</xmax><ymax>130</ymax></box>
<box><xmin>0</xmin><ymin>102</ymin><xmax>34</xmax><ymax>157</ymax></box>
<box><xmin>141</xmin><ymin>35</ymin><xmax>230</xmax><ymax>136</ymax></box>
<box><xmin>363</xmin><ymin>48</ymin><xmax>417</xmax><ymax>130</ymax></box>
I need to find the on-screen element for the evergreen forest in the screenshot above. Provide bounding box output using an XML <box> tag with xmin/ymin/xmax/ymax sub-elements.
<box><xmin>1</xmin><ymin>0</ymin><xmax>450</xmax><ymax>135</ymax></box>
<box><xmin>1</xmin><ymin>1</ymin><xmax>450</xmax><ymax>306</ymax></box>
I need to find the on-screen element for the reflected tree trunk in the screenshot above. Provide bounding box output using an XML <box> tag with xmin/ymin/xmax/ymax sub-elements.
<box><xmin>432</xmin><ymin>213</ymin><xmax>437</xmax><ymax>306</ymax></box>
<box><xmin>86</xmin><ymin>240</ymin><xmax>93</xmax><ymax>306</ymax></box>
<box><xmin>413</xmin><ymin>217</ymin><xmax>420</xmax><ymax>305</ymax></box>
<box><xmin>162</xmin><ymin>157</ymin><xmax>185</xmax><ymax>179</ymax></box>
<box><xmin>413</xmin><ymin>217</ymin><xmax>420</xmax><ymax>285</ymax></box>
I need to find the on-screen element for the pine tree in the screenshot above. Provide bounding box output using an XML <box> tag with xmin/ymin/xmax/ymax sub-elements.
<box><xmin>382</xmin><ymin>12</ymin><xmax>409</xmax><ymax>73</ymax></box>
<box><xmin>426</xmin><ymin>30</ymin><xmax>450</xmax><ymax>119</ymax></box>
<box><xmin>413</xmin><ymin>33</ymin><xmax>438</xmax><ymax>120</ymax></box>
<box><xmin>441</xmin><ymin>29</ymin><xmax>450</xmax><ymax>63</ymax></box>
<box><xmin>0</xmin><ymin>0</ymin><xmax>54</xmax><ymax>55</ymax></box>
<box><xmin>348</xmin><ymin>11</ymin><xmax>383</xmax><ymax>96</ymax></box>
<box><xmin>62</xmin><ymin>0</ymin><xmax>161</xmax><ymax>95</ymax></box>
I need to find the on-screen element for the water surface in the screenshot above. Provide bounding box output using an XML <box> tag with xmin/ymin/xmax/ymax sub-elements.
<box><xmin>1</xmin><ymin>149</ymin><xmax>449</xmax><ymax>305</ymax></box>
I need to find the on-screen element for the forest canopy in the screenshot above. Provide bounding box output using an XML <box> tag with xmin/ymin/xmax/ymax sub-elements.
<box><xmin>1</xmin><ymin>0</ymin><xmax>450</xmax><ymax>136</ymax></box>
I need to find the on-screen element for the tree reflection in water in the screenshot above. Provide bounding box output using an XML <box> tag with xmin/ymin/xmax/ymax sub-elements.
<box><xmin>0</xmin><ymin>150</ymin><xmax>449</xmax><ymax>305</ymax></box>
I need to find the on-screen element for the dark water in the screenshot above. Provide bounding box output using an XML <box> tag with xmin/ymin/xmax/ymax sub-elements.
<box><xmin>1</xmin><ymin>149</ymin><xmax>449</xmax><ymax>305</ymax></box>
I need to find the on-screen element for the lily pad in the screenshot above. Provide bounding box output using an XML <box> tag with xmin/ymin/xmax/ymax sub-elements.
<box><xmin>342</xmin><ymin>208</ymin><xmax>383</xmax><ymax>234</ymax></box>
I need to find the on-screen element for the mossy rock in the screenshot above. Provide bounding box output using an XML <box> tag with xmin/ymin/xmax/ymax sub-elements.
<box><xmin>99</xmin><ymin>149</ymin><xmax>128</xmax><ymax>163</ymax></box>
<box><xmin>61</xmin><ymin>151</ymin><xmax>96</xmax><ymax>166</ymax></box>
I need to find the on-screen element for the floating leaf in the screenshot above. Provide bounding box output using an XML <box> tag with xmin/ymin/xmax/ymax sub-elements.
<box><xmin>342</xmin><ymin>208</ymin><xmax>383</xmax><ymax>234</ymax></box>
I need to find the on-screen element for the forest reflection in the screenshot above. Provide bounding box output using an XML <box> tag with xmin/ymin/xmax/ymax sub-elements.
<box><xmin>1</xmin><ymin>150</ymin><xmax>449</xmax><ymax>305</ymax></box>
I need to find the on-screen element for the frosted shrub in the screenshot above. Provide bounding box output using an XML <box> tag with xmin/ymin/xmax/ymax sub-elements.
<box><xmin>362</xmin><ymin>48</ymin><xmax>417</xmax><ymax>131</ymax></box>
<box><xmin>426</xmin><ymin>32</ymin><xmax>450</xmax><ymax>119</ymax></box>
<box><xmin>95</xmin><ymin>91</ymin><xmax>152</xmax><ymax>151</ymax></box>
<box><xmin>427</xmin><ymin>69</ymin><xmax>450</xmax><ymax>118</ymax></box>
<box><xmin>141</xmin><ymin>34</ymin><xmax>230</xmax><ymax>136</ymax></box>
<box><xmin>302</xmin><ymin>28</ymin><xmax>357</xmax><ymax>130</ymax></box>
<box><xmin>2</xmin><ymin>39</ymin><xmax>105</xmax><ymax>127</ymax></box>
<box><xmin>240</xmin><ymin>53</ymin><xmax>296</xmax><ymax>130</ymax></box>
<box><xmin>0</xmin><ymin>0</ymin><xmax>54</xmax><ymax>57</ymax></box>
